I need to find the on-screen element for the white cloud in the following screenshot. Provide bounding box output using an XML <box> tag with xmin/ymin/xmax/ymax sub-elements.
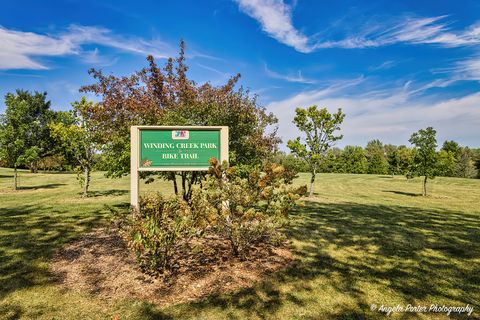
<box><xmin>448</xmin><ymin>56</ymin><xmax>480</xmax><ymax>81</ymax></box>
<box><xmin>234</xmin><ymin>1</ymin><xmax>480</xmax><ymax>52</ymax></box>
<box><xmin>314</xmin><ymin>15</ymin><xmax>480</xmax><ymax>49</ymax></box>
<box><xmin>65</xmin><ymin>25</ymin><xmax>174</xmax><ymax>59</ymax></box>
<box><xmin>457</xmin><ymin>57</ymin><xmax>480</xmax><ymax>80</ymax></box>
<box><xmin>196</xmin><ymin>63</ymin><xmax>229</xmax><ymax>77</ymax></box>
<box><xmin>431</xmin><ymin>54</ymin><xmax>480</xmax><ymax>83</ymax></box>
<box><xmin>0</xmin><ymin>25</ymin><xmax>177</xmax><ymax>70</ymax></box>
<box><xmin>267</xmin><ymin>80</ymin><xmax>480</xmax><ymax>148</ymax></box>
<box><xmin>194</xmin><ymin>63</ymin><xmax>232</xmax><ymax>86</ymax></box>
<box><xmin>368</xmin><ymin>60</ymin><xmax>398</xmax><ymax>72</ymax></box>
<box><xmin>80</xmin><ymin>48</ymin><xmax>119</xmax><ymax>67</ymax></box>
<box><xmin>0</xmin><ymin>27</ymin><xmax>74</xmax><ymax>69</ymax></box>
<box><xmin>264</xmin><ymin>64</ymin><xmax>316</xmax><ymax>84</ymax></box>
<box><xmin>235</xmin><ymin>0</ymin><xmax>311</xmax><ymax>53</ymax></box>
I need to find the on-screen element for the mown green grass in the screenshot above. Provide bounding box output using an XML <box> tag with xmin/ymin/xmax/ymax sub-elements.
<box><xmin>0</xmin><ymin>168</ymin><xmax>479</xmax><ymax>319</ymax></box>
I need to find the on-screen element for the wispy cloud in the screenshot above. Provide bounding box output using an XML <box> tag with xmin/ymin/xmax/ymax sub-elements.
<box><xmin>264</xmin><ymin>64</ymin><xmax>316</xmax><ymax>84</ymax></box>
<box><xmin>267</xmin><ymin>78</ymin><xmax>480</xmax><ymax>148</ymax></box>
<box><xmin>234</xmin><ymin>1</ymin><xmax>480</xmax><ymax>52</ymax></box>
<box><xmin>234</xmin><ymin>0</ymin><xmax>311</xmax><ymax>53</ymax></box>
<box><xmin>0</xmin><ymin>25</ymin><xmax>179</xmax><ymax>70</ymax></box>
<box><xmin>196</xmin><ymin>63</ymin><xmax>229</xmax><ymax>77</ymax></box>
<box><xmin>434</xmin><ymin>55</ymin><xmax>480</xmax><ymax>81</ymax></box>
<box><xmin>0</xmin><ymin>26</ymin><xmax>74</xmax><ymax>69</ymax></box>
<box><xmin>368</xmin><ymin>60</ymin><xmax>398</xmax><ymax>72</ymax></box>
<box><xmin>314</xmin><ymin>16</ymin><xmax>480</xmax><ymax>49</ymax></box>
<box><xmin>80</xmin><ymin>48</ymin><xmax>119</xmax><ymax>67</ymax></box>
<box><xmin>454</xmin><ymin>56</ymin><xmax>480</xmax><ymax>80</ymax></box>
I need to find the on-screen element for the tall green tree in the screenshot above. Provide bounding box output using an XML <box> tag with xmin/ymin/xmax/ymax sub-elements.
<box><xmin>436</xmin><ymin>149</ymin><xmax>456</xmax><ymax>177</ymax></box>
<box><xmin>441</xmin><ymin>140</ymin><xmax>460</xmax><ymax>158</ymax></box>
<box><xmin>437</xmin><ymin>140</ymin><xmax>459</xmax><ymax>177</ymax></box>
<box><xmin>472</xmin><ymin>148</ymin><xmax>480</xmax><ymax>178</ymax></box>
<box><xmin>319</xmin><ymin>148</ymin><xmax>341</xmax><ymax>173</ymax></box>
<box><xmin>287</xmin><ymin>106</ymin><xmax>345</xmax><ymax>196</ymax></box>
<box><xmin>339</xmin><ymin>145</ymin><xmax>368</xmax><ymax>174</ymax></box>
<box><xmin>455</xmin><ymin>147</ymin><xmax>477</xmax><ymax>178</ymax></box>
<box><xmin>385</xmin><ymin>144</ymin><xmax>399</xmax><ymax>175</ymax></box>
<box><xmin>396</xmin><ymin>145</ymin><xmax>415</xmax><ymax>175</ymax></box>
<box><xmin>272</xmin><ymin>151</ymin><xmax>310</xmax><ymax>173</ymax></box>
<box><xmin>365</xmin><ymin>139</ymin><xmax>388</xmax><ymax>174</ymax></box>
<box><xmin>50</xmin><ymin>98</ymin><xmax>100</xmax><ymax>197</ymax></box>
<box><xmin>0</xmin><ymin>90</ymin><xmax>54</xmax><ymax>189</ymax></box>
<box><xmin>408</xmin><ymin>127</ymin><xmax>438</xmax><ymax>196</ymax></box>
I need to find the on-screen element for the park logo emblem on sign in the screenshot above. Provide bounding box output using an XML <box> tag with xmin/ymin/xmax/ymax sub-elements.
<box><xmin>172</xmin><ymin>130</ymin><xmax>189</xmax><ymax>140</ymax></box>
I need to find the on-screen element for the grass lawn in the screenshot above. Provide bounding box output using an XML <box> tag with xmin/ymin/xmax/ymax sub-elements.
<box><xmin>0</xmin><ymin>168</ymin><xmax>479</xmax><ymax>319</ymax></box>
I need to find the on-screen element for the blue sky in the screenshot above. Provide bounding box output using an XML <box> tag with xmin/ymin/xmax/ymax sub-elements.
<box><xmin>1</xmin><ymin>0</ymin><xmax>479</xmax><ymax>148</ymax></box>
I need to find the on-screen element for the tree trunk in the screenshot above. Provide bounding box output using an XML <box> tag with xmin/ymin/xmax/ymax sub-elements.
<box><xmin>309</xmin><ymin>167</ymin><xmax>316</xmax><ymax>197</ymax></box>
<box><xmin>186</xmin><ymin>172</ymin><xmax>197</xmax><ymax>201</ymax></box>
<box><xmin>13</xmin><ymin>166</ymin><xmax>18</xmax><ymax>191</ymax></box>
<box><xmin>423</xmin><ymin>176</ymin><xmax>427</xmax><ymax>196</ymax></box>
<box><xmin>30</xmin><ymin>162</ymin><xmax>38</xmax><ymax>173</ymax></box>
<box><xmin>181</xmin><ymin>172</ymin><xmax>187</xmax><ymax>200</ymax></box>
<box><xmin>171</xmin><ymin>172</ymin><xmax>178</xmax><ymax>195</ymax></box>
<box><xmin>83</xmin><ymin>167</ymin><xmax>90</xmax><ymax>197</ymax></box>
<box><xmin>228</xmin><ymin>232</ymin><xmax>239</xmax><ymax>257</ymax></box>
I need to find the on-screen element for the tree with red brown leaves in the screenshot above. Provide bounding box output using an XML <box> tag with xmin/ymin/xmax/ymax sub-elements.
<box><xmin>80</xmin><ymin>40</ymin><xmax>279</xmax><ymax>200</ymax></box>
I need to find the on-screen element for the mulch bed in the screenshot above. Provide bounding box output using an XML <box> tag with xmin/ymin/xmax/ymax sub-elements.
<box><xmin>50</xmin><ymin>227</ymin><xmax>293</xmax><ymax>307</ymax></box>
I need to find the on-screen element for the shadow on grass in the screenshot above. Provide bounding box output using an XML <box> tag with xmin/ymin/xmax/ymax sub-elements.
<box><xmin>18</xmin><ymin>183</ymin><xmax>66</xmax><ymax>190</ymax></box>
<box><xmin>383</xmin><ymin>190</ymin><xmax>422</xmax><ymax>197</ymax></box>
<box><xmin>1</xmin><ymin>196</ymin><xmax>479</xmax><ymax>319</ymax></box>
<box><xmin>0</xmin><ymin>302</ymin><xmax>23</xmax><ymax>320</ymax></box>
<box><xmin>133</xmin><ymin>303</ymin><xmax>175</xmax><ymax>320</ymax></box>
<box><xmin>0</xmin><ymin>204</ymin><xmax>104</xmax><ymax>303</ymax></box>
<box><xmin>88</xmin><ymin>189</ymin><xmax>128</xmax><ymax>197</ymax></box>
<box><xmin>154</xmin><ymin>200</ymin><xmax>480</xmax><ymax>319</ymax></box>
<box><xmin>38</xmin><ymin>170</ymin><xmax>75</xmax><ymax>175</ymax></box>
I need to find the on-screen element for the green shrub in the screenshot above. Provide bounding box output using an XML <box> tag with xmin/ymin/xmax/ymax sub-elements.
<box><xmin>126</xmin><ymin>194</ymin><xmax>194</xmax><ymax>273</ymax></box>
<box><xmin>191</xmin><ymin>158</ymin><xmax>306</xmax><ymax>258</ymax></box>
<box><xmin>37</xmin><ymin>155</ymin><xmax>67</xmax><ymax>171</ymax></box>
<box><xmin>118</xmin><ymin>159</ymin><xmax>305</xmax><ymax>274</ymax></box>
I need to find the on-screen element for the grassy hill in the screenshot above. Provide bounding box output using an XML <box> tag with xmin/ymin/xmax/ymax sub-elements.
<box><xmin>1</xmin><ymin>168</ymin><xmax>479</xmax><ymax>319</ymax></box>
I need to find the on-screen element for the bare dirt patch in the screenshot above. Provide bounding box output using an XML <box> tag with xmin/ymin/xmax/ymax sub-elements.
<box><xmin>50</xmin><ymin>227</ymin><xmax>293</xmax><ymax>307</ymax></box>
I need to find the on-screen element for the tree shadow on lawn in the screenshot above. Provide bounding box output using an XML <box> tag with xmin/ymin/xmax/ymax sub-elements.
<box><xmin>159</xmin><ymin>201</ymin><xmax>480</xmax><ymax>319</ymax></box>
<box><xmin>0</xmin><ymin>204</ymin><xmax>105</xmax><ymax>306</ymax></box>
<box><xmin>17</xmin><ymin>183</ymin><xmax>66</xmax><ymax>190</ymax></box>
<box><xmin>0</xmin><ymin>302</ymin><xmax>23</xmax><ymax>320</ymax></box>
<box><xmin>88</xmin><ymin>189</ymin><xmax>128</xmax><ymax>197</ymax></box>
<box><xmin>383</xmin><ymin>190</ymin><xmax>422</xmax><ymax>197</ymax></box>
<box><xmin>1</xmin><ymin>199</ymin><xmax>479</xmax><ymax>319</ymax></box>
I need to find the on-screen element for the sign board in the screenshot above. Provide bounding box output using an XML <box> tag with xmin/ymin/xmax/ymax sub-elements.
<box><xmin>140</xmin><ymin>129</ymin><xmax>222</xmax><ymax>170</ymax></box>
<box><xmin>130</xmin><ymin>126</ymin><xmax>228</xmax><ymax>208</ymax></box>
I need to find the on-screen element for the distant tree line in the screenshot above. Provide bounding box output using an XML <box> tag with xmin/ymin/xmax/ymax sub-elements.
<box><xmin>275</xmin><ymin>139</ymin><xmax>480</xmax><ymax>179</ymax></box>
<box><xmin>1</xmin><ymin>89</ymin><xmax>478</xmax><ymax>196</ymax></box>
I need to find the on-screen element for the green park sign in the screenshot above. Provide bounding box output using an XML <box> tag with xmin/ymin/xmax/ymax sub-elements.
<box><xmin>140</xmin><ymin>129</ymin><xmax>221</xmax><ymax>169</ymax></box>
<box><xmin>130</xmin><ymin>126</ymin><xmax>229</xmax><ymax>208</ymax></box>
